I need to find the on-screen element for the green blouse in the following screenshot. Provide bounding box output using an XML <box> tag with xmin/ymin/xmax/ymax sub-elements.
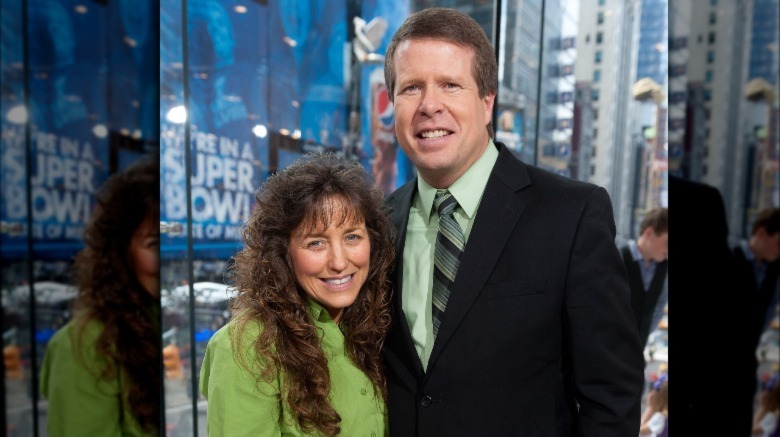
<box><xmin>39</xmin><ymin>318</ymin><xmax>149</xmax><ymax>436</ymax></box>
<box><xmin>199</xmin><ymin>299</ymin><xmax>388</xmax><ymax>436</ymax></box>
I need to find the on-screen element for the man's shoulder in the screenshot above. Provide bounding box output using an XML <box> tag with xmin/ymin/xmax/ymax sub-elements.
<box><xmin>493</xmin><ymin>142</ymin><xmax>599</xmax><ymax>195</ymax></box>
<box><xmin>523</xmin><ymin>163</ymin><xmax>602</xmax><ymax>199</ymax></box>
<box><xmin>386</xmin><ymin>178</ymin><xmax>416</xmax><ymax>205</ymax></box>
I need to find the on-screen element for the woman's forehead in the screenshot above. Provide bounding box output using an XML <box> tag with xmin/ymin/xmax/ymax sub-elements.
<box><xmin>297</xmin><ymin>197</ymin><xmax>365</xmax><ymax>234</ymax></box>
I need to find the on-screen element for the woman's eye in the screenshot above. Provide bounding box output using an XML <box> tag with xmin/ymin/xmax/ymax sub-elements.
<box><xmin>307</xmin><ymin>240</ymin><xmax>324</xmax><ymax>249</ymax></box>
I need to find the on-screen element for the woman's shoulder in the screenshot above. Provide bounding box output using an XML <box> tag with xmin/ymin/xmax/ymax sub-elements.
<box><xmin>205</xmin><ymin>316</ymin><xmax>266</xmax><ymax>364</ymax></box>
<box><xmin>46</xmin><ymin>316</ymin><xmax>104</xmax><ymax>356</ymax></box>
<box><xmin>209</xmin><ymin>316</ymin><xmax>262</xmax><ymax>343</ymax></box>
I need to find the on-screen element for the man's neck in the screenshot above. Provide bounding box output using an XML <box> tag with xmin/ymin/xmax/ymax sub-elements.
<box><xmin>635</xmin><ymin>239</ymin><xmax>649</xmax><ymax>265</ymax></box>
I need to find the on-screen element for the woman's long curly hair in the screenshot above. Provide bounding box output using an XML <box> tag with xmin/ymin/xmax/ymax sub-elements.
<box><xmin>227</xmin><ymin>153</ymin><xmax>395</xmax><ymax>436</ymax></box>
<box><xmin>71</xmin><ymin>155</ymin><xmax>160</xmax><ymax>432</ymax></box>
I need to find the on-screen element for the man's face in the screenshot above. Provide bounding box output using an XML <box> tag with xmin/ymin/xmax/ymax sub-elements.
<box><xmin>757</xmin><ymin>229</ymin><xmax>780</xmax><ymax>262</ymax></box>
<box><xmin>391</xmin><ymin>38</ymin><xmax>495</xmax><ymax>188</ymax></box>
<box><xmin>643</xmin><ymin>228</ymin><xmax>668</xmax><ymax>263</ymax></box>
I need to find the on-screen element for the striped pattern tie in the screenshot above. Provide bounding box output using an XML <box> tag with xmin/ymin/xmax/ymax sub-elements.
<box><xmin>432</xmin><ymin>189</ymin><xmax>465</xmax><ymax>337</ymax></box>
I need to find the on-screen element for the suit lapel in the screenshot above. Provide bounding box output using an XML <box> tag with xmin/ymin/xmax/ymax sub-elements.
<box><xmin>427</xmin><ymin>145</ymin><xmax>530</xmax><ymax>373</ymax></box>
<box><xmin>387</xmin><ymin>180</ymin><xmax>426</xmax><ymax>379</ymax></box>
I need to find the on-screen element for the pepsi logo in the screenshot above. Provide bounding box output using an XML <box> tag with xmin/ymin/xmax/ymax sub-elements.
<box><xmin>374</xmin><ymin>85</ymin><xmax>394</xmax><ymax>130</ymax></box>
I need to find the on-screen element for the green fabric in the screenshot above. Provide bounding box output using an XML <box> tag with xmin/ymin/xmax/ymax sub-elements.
<box><xmin>40</xmin><ymin>318</ymin><xmax>148</xmax><ymax>437</ymax></box>
<box><xmin>200</xmin><ymin>299</ymin><xmax>387</xmax><ymax>436</ymax></box>
<box><xmin>401</xmin><ymin>139</ymin><xmax>498</xmax><ymax>369</ymax></box>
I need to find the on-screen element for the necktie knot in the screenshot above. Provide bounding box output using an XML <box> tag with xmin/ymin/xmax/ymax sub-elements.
<box><xmin>434</xmin><ymin>190</ymin><xmax>458</xmax><ymax>217</ymax></box>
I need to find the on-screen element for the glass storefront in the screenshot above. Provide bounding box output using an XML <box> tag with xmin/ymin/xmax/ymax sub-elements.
<box><xmin>2</xmin><ymin>0</ymin><xmax>777</xmax><ymax>435</ymax></box>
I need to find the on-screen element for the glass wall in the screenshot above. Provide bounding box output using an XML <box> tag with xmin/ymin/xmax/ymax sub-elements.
<box><xmin>3</xmin><ymin>0</ymin><xmax>778</xmax><ymax>435</ymax></box>
<box><xmin>2</xmin><ymin>0</ymin><xmax>160</xmax><ymax>435</ymax></box>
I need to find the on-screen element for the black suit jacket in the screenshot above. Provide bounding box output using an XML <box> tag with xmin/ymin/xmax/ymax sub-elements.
<box><xmin>384</xmin><ymin>143</ymin><xmax>644</xmax><ymax>436</ymax></box>
<box><xmin>669</xmin><ymin>174</ymin><xmax>752</xmax><ymax>435</ymax></box>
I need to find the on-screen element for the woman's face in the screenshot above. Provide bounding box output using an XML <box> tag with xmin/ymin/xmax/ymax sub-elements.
<box><xmin>130</xmin><ymin>216</ymin><xmax>160</xmax><ymax>298</ymax></box>
<box><xmin>289</xmin><ymin>204</ymin><xmax>371</xmax><ymax>323</ymax></box>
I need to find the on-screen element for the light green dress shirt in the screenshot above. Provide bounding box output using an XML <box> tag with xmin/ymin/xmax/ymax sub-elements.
<box><xmin>401</xmin><ymin>139</ymin><xmax>498</xmax><ymax>369</ymax></box>
<box><xmin>200</xmin><ymin>299</ymin><xmax>387</xmax><ymax>436</ymax></box>
<box><xmin>40</xmin><ymin>318</ymin><xmax>149</xmax><ymax>437</ymax></box>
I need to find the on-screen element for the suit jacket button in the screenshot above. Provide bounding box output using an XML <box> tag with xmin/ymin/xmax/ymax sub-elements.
<box><xmin>420</xmin><ymin>395</ymin><xmax>433</xmax><ymax>407</ymax></box>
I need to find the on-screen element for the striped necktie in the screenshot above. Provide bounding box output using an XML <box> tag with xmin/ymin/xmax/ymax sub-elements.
<box><xmin>432</xmin><ymin>189</ymin><xmax>465</xmax><ymax>337</ymax></box>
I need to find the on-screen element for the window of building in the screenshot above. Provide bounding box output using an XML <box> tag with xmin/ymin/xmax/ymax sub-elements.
<box><xmin>708</xmin><ymin>32</ymin><xmax>716</xmax><ymax>44</ymax></box>
<box><xmin>593</xmin><ymin>128</ymin><xmax>598</xmax><ymax>139</ymax></box>
<box><xmin>706</xmin><ymin>70</ymin><xmax>714</xmax><ymax>82</ymax></box>
<box><xmin>594</xmin><ymin>70</ymin><xmax>601</xmax><ymax>83</ymax></box>
<box><xmin>593</xmin><ymin>109</ymin><xmax>599</xmax><ymax>120</ymax></box>
<box><xmin>599</xmin><ymin>0</ymin><xmax>606</xmax><ymax>5</ymax></box>
<box><xmin>592</xmin><ymin>89</ymin><xmax>600</xmax><ymax>101</ymax></box>
<box><xmin>707</xmin><ymin>50</ymin><xmax>715</xmax><ymax>63</ymax></box>
<box><xmin>709</xmin><ymin>12</ymin><xmax>717</xmax><ymax>25</ymax></box>
<box><xmin>592</xmin><ymin>145</ymin><xmax>597</xmax><ymax>157</ymax></box>
<box><xmin>595</xmin><ymin>50</ymin><xmax>602</xmax><ymax>63</ymax></box>
<box><xmin>704</xmin><ymin>89</ymin><xmax>712</xmax><ymax>101</ymax></box>
<box><xmin>596</xmin><ymin>32</ymin><xmax>603</xmax><ymax>44</ymax></box>
<box><xmin>590</xmin><ymin>165</ymin><xmax>596</xmax><ymax>176</ymax></box>
<box><xmin>586</xmin><ymin>34</ymin><xmax>590</xmax><ymax>43</ymax></box>
<box><xmin>597</xmin><ymin>12</ymin><xmax>604</xmax><ymax>25</ymax></box>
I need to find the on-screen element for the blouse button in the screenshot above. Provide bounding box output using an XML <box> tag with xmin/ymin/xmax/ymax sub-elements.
<box><xmin>360</xmin><ymin>387</ymin><xmax>367</xmax><ymax>395</ymax></box>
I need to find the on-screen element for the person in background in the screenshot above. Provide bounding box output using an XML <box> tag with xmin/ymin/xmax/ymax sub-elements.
<box><xmin>620</xmin><ymin>207</ymin><xmax>669</xmax><ymax>348</ymax></box>
<box><xmin>734</xmin><ymin>208</ymin><xmax>780</xmax><ymax>436</ymax></box>
<box><xmin>734</xmin><ymin>208</ymin><xmax>780</xmax><ymax>347</ymax></box>
<box><xmin>199</xmin><ymin>153</ymin><xmax>395</xmax><ymax>436</ymax></box>
<box><xmin>753</xmin><ymin>372</ymin><xmax>780</xmax><ymax>437</ymax></box>
<box><xmin>40</xmin><ymin>155</ymin><xmax>161</xmax><ymax>436</ymax></box>
<box><xmin>382</xmin><ymin>7</ymin><xmax>644</xmax><ymax>435</ymax></box>
<box><xmin>639</xmin><ymin>373</ymin><xmax>669</xmax><ymax>437</ymax></box>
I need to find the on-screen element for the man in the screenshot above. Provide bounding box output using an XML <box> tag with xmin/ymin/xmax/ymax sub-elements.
<box><xmin>620</xmin><ymin>207</ymin><xmax>669</xmax><ymax>348</ymax></box>
<box><xmin>733</xmin><ymin>208</ymin><xmax>780</xmax><ymax>341</ymax></box>
<box><xmin>732</xmin><ymin>207</ymin><xmax>780</xmax><ymax>435</ymax></box>
<box><xmin>383</xmin><ymin>7</ymin><xmax>644</xmax><ymax>436</ymax></box>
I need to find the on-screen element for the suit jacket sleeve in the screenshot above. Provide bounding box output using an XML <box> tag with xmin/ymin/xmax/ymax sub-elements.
<box><xmin>565</xmin><ymin>186</ymin><xmax>644</xmax><ymax>435</ymax></box>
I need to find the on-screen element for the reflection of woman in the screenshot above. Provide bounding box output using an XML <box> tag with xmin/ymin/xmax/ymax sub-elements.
<box><xmin>40</xmin><ymin>156</ymin><xmax>160</xmax><ymax>436</ymax></box>
<box><xmin>200</xmin><ymin>153</ymin><xmax>395</xmax><ymax>436</ymax></box>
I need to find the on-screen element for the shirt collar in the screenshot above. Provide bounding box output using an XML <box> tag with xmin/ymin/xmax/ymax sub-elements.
<box><xmin>306</xmin><ymin>297</ymin><xmax>333</xmax><ymax>323</ymax></box>
<box><xmin>740</xmin><ymin>240</ymin><xmax>755</xmax><ymax>261</ymax></box>
<box><xmin>417</xmin><ymin>139</ymin><xmax>499</xmax><ymax>224</ymax></box>
<box><xmin>627</xmin><ymin>239</ymin><xmax>644</xmax><ymax>263</ymax></box>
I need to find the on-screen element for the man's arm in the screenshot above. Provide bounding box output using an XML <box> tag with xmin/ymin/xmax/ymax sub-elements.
<box><xmin>564</xmin><ymin>186</ymin><xmax>645</xmax><ymax>436</ymax></box>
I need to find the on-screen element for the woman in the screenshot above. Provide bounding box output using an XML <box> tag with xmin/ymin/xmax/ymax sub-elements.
<box><xmin>40</xmin><ymin>155</ymin><xmax>160</xmax><ymax>436</ymax></box>
<box><xmin>639</xmin><ymin>374</ymin><xmax>669</xmax><ymax>437</ymax></box>
<box><xmin>200</xmin><ymin>153</ymin><xmax>395</xmax><ymax>436</ymax></box>
<box><xmin>752</xmin><ymin>373</ymin><xmax>780</xmax><ymax>437</ymax></box>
